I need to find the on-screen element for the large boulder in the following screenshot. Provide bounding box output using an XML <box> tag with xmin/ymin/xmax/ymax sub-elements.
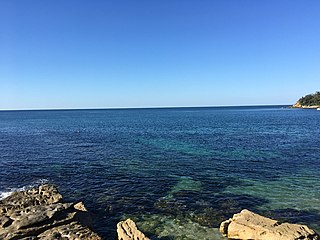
<box><xmin>0</xmin><ymin>184</ymin><xmax>101</xmax><ymax>240</ymax></box>
<box><xmin>117</xmin><ymin>218</ymin><xmax>149</xmax><ymax>240</ymax></box>
<box><xmin>220</xmin><ymin>209</ymin><xmax>319</xmax><ymax>240</ymax></box>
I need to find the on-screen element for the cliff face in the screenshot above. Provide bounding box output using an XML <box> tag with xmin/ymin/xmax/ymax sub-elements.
<box><xmin>0</xmin><ymin>184</ymin><xmax>101</xmax><ymax>240</ymax></box>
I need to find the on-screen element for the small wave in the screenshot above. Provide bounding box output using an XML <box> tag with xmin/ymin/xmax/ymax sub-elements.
<box><xmin>0</xmin><ymin>179</ymin><xmax>49</xmax><ymax>200</ymax></box>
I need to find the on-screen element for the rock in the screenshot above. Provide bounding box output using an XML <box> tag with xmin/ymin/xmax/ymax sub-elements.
<box><xmin>0</xmin><ymin>184</ymin><xmax>63</xmax><ymax>215</ymax></box>
<box><xmin>38</xmin><ymin>222</ymin><xmax>100</xmax><ymax>240</ymax></box>
<box><xmin>292</xmin><ymin>102</ymin><xmax>320</xmax><ymax>109</ymax></box>
<box><xmin>117</xmin><ymin>218</ymin><xmax>149</xmax><ymax>240</ymax></box>
<box><xmin>220</xmin><ymin>209</ymin><xmax>319</xmax><ymax>240</ymax></box>
<box><xmin>0</xmin><ymin>184</ymin><xmax>101</xmax><ymax>240</ymax></box>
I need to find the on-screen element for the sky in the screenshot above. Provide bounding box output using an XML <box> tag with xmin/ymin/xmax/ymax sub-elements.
<box><xmin>0</xmin><ymin>0</ymin><xmax>319</xmax><ymax>110</ymax></box>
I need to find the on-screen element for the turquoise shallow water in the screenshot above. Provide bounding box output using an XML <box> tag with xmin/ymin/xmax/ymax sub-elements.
<box><xmin>0</xmin><ymin>106</ymin><xmax>319</xmax><ymax>239</ymax></box>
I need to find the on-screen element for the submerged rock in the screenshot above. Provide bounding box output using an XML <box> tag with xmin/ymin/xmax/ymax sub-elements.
<box><xmin>0</xmin><ymin>184</ymin><xmax>101</xmax><ymax>240</ymax></box>
<box><xmin>130</xmin><ymin>213</ymin><xmax>226</xmax><ymax>240</ymax></box>
<box><xmin>117</xmin><ymin>218</ymin><xmax>150</xmax><ymax>240</ymax></box>
<box><xmin>220</xmin><ymin>209</ymin><xmax>319</xmax><ymax>240</ymax></box>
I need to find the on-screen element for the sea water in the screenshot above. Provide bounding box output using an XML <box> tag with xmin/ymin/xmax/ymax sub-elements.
<box><xmin>0</xmin><ymin>106</ymin><xmax>319</xmax><ymax>239</ymax></box>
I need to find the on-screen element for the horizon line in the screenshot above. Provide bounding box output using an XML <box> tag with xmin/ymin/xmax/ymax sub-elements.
<box><xmin>0</xmin><ymin>104</ymin><xmax>291</xmax><ymax>112</ymax></box>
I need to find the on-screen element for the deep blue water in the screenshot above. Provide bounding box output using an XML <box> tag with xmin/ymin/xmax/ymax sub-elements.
<box><xmin>0</xmin><ymin>106</ymin><xmax>320</xmax><ymax>239</ymax></box>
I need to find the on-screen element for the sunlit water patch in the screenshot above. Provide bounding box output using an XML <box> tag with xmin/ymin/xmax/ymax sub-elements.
<box><xmin>121</xmin><ymin>213</ymin><xmax>226</xmax><ymax>240</ymax></box>
<box><xmin>166</xmin><ymin>176</ymin><xmax>203</xmax><ymax>198</ymax></box>
<box><xmin>223</xmin><ymin>172</ymin><xmax>320</xmax><ymax>232</ymax></box>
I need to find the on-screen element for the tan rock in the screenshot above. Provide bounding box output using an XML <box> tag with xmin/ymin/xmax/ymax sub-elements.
<box><xmin>292</xmin><ymin>101</ymin><xmax>320</xmax><ymax>109</ymax></box>
<box><xmin>117</xmin><ymin>218</ymin><xmax>150</xmax><ymax>240</ymax></box>
<box><xmin>38</xmin><ymin>221</ymin><xmax>101</xmax><ymax>240</ymax></box>
<box><xmin>0</xmin><ymin>184</ymin><xmax>101</xmax><ymax>240</ymax></box>
<box><xmin>220</xmin><ymin>209</ymin><xmax>319</xmax><ymax>240</ymax></box>
<box><xmin>74</xmin><ymin>202</ymin><xmax>88</xmax><ymax>212</ymax></box>
<box><xmin>0</xmin><ymin>184</ymin><xmax>63</xmax><ymax>216</ymax></box>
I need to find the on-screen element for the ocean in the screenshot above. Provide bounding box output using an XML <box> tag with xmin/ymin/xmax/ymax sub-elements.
<box><xmin>0</xmin><ymin>106</ymin><xmax>319</xmax><ymax>239</ymax></box>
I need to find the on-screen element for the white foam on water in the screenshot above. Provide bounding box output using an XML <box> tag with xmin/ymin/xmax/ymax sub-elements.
<box><xmin>0</xmin><ymin>179</ymin><xmax>49</xmax><ymax>200</ymax></box>
<box><xmin>0</xmin><ymin>191</ymin><xmax>15</xmax><ymax>200</ymax></box>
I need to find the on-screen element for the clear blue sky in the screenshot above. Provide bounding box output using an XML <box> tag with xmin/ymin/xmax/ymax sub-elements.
<box><xmin>1</xmin><ymin>0</ymin><xmax>319</xmax><ymax>109</ymax></box>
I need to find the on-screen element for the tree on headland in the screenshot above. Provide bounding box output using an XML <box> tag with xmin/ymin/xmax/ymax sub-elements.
<box><xmin>297</xmin><ymin>91</ymin><xmax>320</xmax><ymax>106</ymax></box>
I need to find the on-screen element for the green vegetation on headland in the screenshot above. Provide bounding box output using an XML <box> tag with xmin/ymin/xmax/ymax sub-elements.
<box><xmin>292</xmin><ymin>91</ymin><xmax>320</xmax><ymax>108</ymax></box>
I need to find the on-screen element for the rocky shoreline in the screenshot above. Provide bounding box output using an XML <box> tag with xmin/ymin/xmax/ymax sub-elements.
<box><xmin>290</xmin><ymin>102</ymin><xmax>320</xmax><ymax>109</ymax></box>
<box><xmin>1</xmin><ymin>185</ymin><xmax>319</xmax><ymax>239</ymax></box>
<box><xmin>0</xmin><ymin>184</ymin><xmax>151</xmax><ymax>240</ymax></box>
<box><xmin>0</xmin><ymin>184</ymin><xmax>101</xmax><ymax>240</ymax></box>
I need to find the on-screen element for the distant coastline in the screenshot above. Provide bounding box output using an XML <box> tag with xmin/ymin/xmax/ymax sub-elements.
<box><xmin>0</xmin><ymin>105</ymin><xmax>290</xmax><ymax>112</ymax></box>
